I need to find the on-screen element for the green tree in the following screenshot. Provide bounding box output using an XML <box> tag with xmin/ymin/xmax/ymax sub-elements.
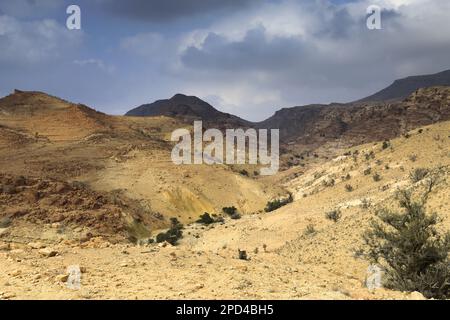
<box><xmin>364</xmin><ymin>191</ymin><xmax>450</xmax><ymax>299</ymax></box>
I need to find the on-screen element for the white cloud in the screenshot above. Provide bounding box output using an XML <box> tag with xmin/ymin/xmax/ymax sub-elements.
<box><xmin>166</xmin><ymin>0</ymin><xmax>450</xmax><ymax>120</ymax></box>
<box><xmin>0</xmin><ymin>15</ymin><xmax>82</xmax><ymax>65</ymax></box>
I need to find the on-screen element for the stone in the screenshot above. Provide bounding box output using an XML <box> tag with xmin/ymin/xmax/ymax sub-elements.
<box><xmin>10</xmin><ymin>270</ymin><xmax>22</xmax><ymax>277</ymax></box>
<box><xmin>28</xmin><ymin>242</ymin><xmax>46</xmax><ymax>249</ymax></box>
<box><xmin>0</xmin><ymin>228</ymin><xmax>10</xmax><ymax>237</ymax></box>
<box><xmin>55</xmin><ymin>274</ymin><xmax>69</xmax><ymax>283</ymax></box>
<box><xmin>38</xmin><ymin>248</ymin><xmax>58</xmax><ymax>257</ymax></box>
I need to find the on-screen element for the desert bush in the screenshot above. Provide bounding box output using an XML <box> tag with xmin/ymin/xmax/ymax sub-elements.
<box><xmin>345</xmin><ymin>184</ymin><xmax>354</xmax><ymax>192</ymax></box>
<box><xmin>363</xmin><ymin>191</ymin><xmax>450</xmax><ymax>299</ymax></box>
<box><xmin>239</xmin><ymin>169</ymin><xmax>249</xmax><ymax>176</ymax></box>
<box><xmin>223</xmin><ymin>206</ymin><xmax>237</xmax><ymax>216</ymax></box>
<box><xmin>264</xmin><ymin>193</ymin><xmax>293</xmax><ymax>212</ymax></box>
<box><xmin>322</xmin><ymin>178</ymin><xmax>335</xmax><ymax>187</ymax></box>
<box><xmin>409</xmin><ymin>154</ymin><xmax>418</xmax><ymax>162</ymax></box>
<box><xmin>155</xmin><ymin>217</ymin><xmax>183</xmax><ymax>245</ymax></box>
<box><xmin>360</xmin><ymin>198</ymin><xmax>371</xmax><ymax>209</ymax></box>
<box><xmin>382</xmin><ymin>140</ymin><xmax>390</xmax><ymax>150</ymax></box>
<box><xmin>197</xmin><ymin>212</ymin><xmax>216</xmax><ymax>225</ymax></box>
<box><xmin>372</xmin><ymin>173</ymin><xmax>382</xmax><ymax>182</ymax></box>
<box><xmin>222</xmin><ymin>206</ymin><xmax>241</xmax><ymax>219</ymax></box>
<box><xmin>304</xmin><ymin>224</ymin><xmax>316</xmax><ymax>236</ymax></box>
<box><xmin>325</xmin><ymin>210</ymin><xmax>342</xmax><ymax>223</ymax></box>
<box><xmin>363</xmin><ymin>167</ymin><xmax>372</xmax><ymax>176</ymax></box>
<box><xmin>365</xmin><ymin>151</ymin><xmax>375</xmax><ymax>161</ymax></box>
<box><xmin>410</xmin><ymin>168</ymin><xmax>429</xmax><ymax>183</ymax></box>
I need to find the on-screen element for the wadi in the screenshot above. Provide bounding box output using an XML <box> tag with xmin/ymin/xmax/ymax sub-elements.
<box><xmin>0</xmin><ymin>70</ymin><xmax>450</xmax><ymax>300</ymax></box>
<box><xmin>171</xmin><ymin>121</ymin><xmax>279</xmax><ymax>175</ymax></box>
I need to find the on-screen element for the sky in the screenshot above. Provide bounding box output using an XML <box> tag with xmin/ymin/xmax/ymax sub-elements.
<box><xmin>0</xmin><ymin>0</ymin><xmax>449</xmax><ymax>121</ymax></box>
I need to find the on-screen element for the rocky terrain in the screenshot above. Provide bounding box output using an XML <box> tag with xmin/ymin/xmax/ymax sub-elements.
<box><xmin>0</xmin><ymin>80</ymin><xmax>449</xmax><ymax>300</ymax></box>
<box><xmin>126</xmin><ymin>93</ymin><xmax>251</xmax><ymax>129</ymax></box>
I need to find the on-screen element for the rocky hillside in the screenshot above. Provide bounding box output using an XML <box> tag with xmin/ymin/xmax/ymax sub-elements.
<box><xmin>125</xmin><ymin>93</ymin><xmax>251</xmax><ymax>128</ymax></box>
<box><xmin>258</xmin><ymin>87</ymin><xmax>450</xmax><ymax>145</ymax></box>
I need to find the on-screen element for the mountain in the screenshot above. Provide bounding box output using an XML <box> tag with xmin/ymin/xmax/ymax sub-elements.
<box><xmin>0</xmin><ymin>89</ymin><xmax>110</xmax><ymax>143</ymax></box>
<box><xmin>125</xmin><ymin>93</ymin><xmax>251</xmax><ymax>127</ymax></box>
<box><xmin>358</xmin><ymin>69</ymin><xmax>450</xmax><ymax>102</ymax></box>
<box><xmin>258</xmin><ymin>86</ymin><xmax>450</xmax><ymax>147</ymax></box>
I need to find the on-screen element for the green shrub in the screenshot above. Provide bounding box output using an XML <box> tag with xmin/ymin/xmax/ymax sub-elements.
<box><xmin>197</xmin><ymin>212</ymin><xmax>216</xmax><ymax>225</ymax></box>
<box><xmin>222</xmin><ymin>206</ymin><xmax>237</xmax><ymax>216</ymax></box>
<box><xmin>264</xmin><ymin>193</ymin><xmax>293</xmax><ymax>212</ymax></box>
<box><xmin>155</xmin><ymin>217</ymin><xmax>183</xmax><ymax>245</ymax></box>
<box><xmin>345</xmin><ymin>184</ymin><xmax>354</xmax><ymax>192</ymax></box>
<box><xmin>222</xmin><ymin>206</ymin><xmax>241</xmax><ymax>219</ymax></box>
<box><xmin>364</xmin><ymin>191</ymin><xmax>450</xmax><ymax>299</ymax></box>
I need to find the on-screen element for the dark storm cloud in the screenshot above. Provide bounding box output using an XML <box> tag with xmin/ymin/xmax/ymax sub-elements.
<box><xmin>101</xmin><ymin>0</ymin><xmax>260</xmax><ymax>22</ymax></box>
<box><xmin>182</xmin><ymin>26</ymin><xmax>309</xmax><ymax>72</ymax></box>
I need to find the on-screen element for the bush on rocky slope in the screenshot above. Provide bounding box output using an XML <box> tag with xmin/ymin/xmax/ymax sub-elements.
<box><xmin>155</xmin><ymin>218</ymin><xmax>183</xmax><ymax>245</ymax></box>
<box><xmin>264</xmin><ymin>193</ymin><xmax>293</xmax><ymax>212</ymax></box>
<box><xmin>364</xmin><ymin>190</ymin><xmax>450</xmax><ymax>299</ymax></box>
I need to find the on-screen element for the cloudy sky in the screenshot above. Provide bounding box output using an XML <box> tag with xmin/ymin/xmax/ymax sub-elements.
<box><xmin>0</xmin><ymin>0</ymin><xmax>449</xmax><ymax>121</ymax></box>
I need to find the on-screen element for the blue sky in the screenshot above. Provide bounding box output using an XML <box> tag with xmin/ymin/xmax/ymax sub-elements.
<box><xmin>0</xmin><ymin>0</ymin><xmax>449</xmax><ymax>120</ymax></box>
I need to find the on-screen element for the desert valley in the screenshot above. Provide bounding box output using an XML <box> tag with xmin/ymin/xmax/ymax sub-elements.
<box><xmin>0</xmin><ymin>69</ymin><xmax>449</xmax><ymax>300</ymax></box>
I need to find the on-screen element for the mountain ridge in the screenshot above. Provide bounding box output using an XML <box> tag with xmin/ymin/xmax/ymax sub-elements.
<box><xmin>356</xmin><ymin>69</ymin><xmax>450</xmax><ymax>103</ymax></box>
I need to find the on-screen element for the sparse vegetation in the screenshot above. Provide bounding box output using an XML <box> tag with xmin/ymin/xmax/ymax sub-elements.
<box><xmin>341</xmin><ymin>174</ymin><xmax>351</xmax><ymax>181</ymax></box>
<box><xmin>222</xmin><ymin>206</ymin><xmax>241</xmax><ymax>219</ymax></box>
<box><xmin>365</xmin><ymin>151</ymin><xmax>375</xmax><ymax>161</ymax></box>
<box><xmin>364</xmin><ymin>191</ymin><xmax>450</xmax><ymax>299</ymax></box>
<box><xmin>345</xmin><ymin>184</ymin><xmax>354</xmax><ymax>192</ymax></box>
<box><xmin>197</xmin><ymin>212</ymin><xmax>221</xmax><ymax>225</ymax></box>
<box><xmin>239</xmin><ymin>169</ymin><xmax>249</xmax><ymax>176</ymax></box>
<box><xmin>325</xmin><ymin>209</ymin><xmax>342</xmax><ymax>223</ymax></box>
<box><xmin>155</xmin><ymin>217</ymin><xmax>183</xmax><ymax>245</ymax></box>
<box><xmin>360</xmin><ymin>198</ymin><xmax>371</xmax><ymax>209</ymax></box>
<box><xmin>382</xmin><ymin>140</ymin><xmax>390</xmax><ymax>150</ymax></box>
<box><xmin>363</xmin><ymin>167</ymin><xmax>372</xmax><ymax>176</ymax></box>
<box><xmin>322</xmin><ymin>178</ymin><xmax>335</xmax><ymax>187</ymax></box>
<box><xmin>264</xmin><ymin>193</ymin><xmax>293</xmax><ymax>212</ymax></box>
<box><xmin>409</xmin><ymin>154</ymin><xmax>418</xmax><ymax>162</ymax></box>
<box><xmin>410</xmin><ymin>168</ymin><xmax>429</xmax><ymax>183</ymax></box>
<box><xmin>372</xmin><ymin>173</ymin><xmax>382</xmax><ymax>182</ymax></box>
<box><xmin>304</xmin><ymin>224</ymin><xmax>316</xmax><ymax>236</ymax></box>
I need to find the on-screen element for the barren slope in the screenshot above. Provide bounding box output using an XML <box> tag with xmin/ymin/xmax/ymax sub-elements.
<box><xmin>1</xmin><ymin>119</ymin><xmax>448</xmax><ymax>300</ymax></box>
